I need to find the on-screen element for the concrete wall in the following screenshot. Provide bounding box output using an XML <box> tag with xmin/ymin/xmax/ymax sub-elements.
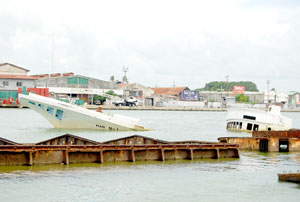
<box><xmin>0</xmin><ymin>78</ymin><xmax>35</xmax><ymax>91</ymax></box>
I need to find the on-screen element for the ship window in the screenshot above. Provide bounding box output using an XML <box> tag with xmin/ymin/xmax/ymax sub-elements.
<box><xmin>38</xmin><ymin>104</ymin><xmax>44</xmax><ymax>110</ymax></box>
<box><xmin>29</xmin><ymin>101</ymin><xmax>35</xmax><ymax>105</ymax></box>
<box><xmin>247</xmin><ymin>123</ymin><xmax>253</xmax><ymax>131</ymax></box>
<box><xmin>253</xmin><ymin>124</ymin><xmax>259</xmax><ymax>131</ymax></box>
<box><xmin>243</xmin><ymin>115</ymin><xmax>256</xmax><ymax>120</ymax></box>
<box><xmin>47</xmin><ymin>106</ymin><xmax>54</xmax><ymax>115</ymax></box>
<box><xmin>55</xmin><ymin>109</ymin><xmax>63</xmax><ymax>120</ymax></box>
<box><xmin>239</xmin><ymin>122</ymin><xmax>242</xmax><ymax>129</ymax></box>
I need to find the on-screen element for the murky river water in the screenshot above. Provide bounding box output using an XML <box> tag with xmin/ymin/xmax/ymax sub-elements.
<box><xmin>0</xmin><ymin>108</ymin><xmax>300</xmax><ymax>202</ymax></box>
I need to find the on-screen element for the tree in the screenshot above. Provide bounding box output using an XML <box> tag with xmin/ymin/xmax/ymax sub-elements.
<box><xmin>110</xmin><ymin>75</ymin><xmax>115</xmax><ymax>82</ymax></box>
<box><xmin>235</xmin><ymin>94</ymin><xmax>249</xmax><ymax>103</ymax></box>
<box><xmin>199</xmin><ymin>81</ymin><xmax>259</xmax><ymax>92</ymax></box>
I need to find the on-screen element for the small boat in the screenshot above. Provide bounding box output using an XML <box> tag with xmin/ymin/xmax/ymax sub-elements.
<box><xmin>19</xmin><ymin>93</ymin><xmax>149</xmax><ymax>131</ymax></box>
<box><xmin>226</xmin><ymin>105</ymin><xmax>292</xmax><ymax>132</ymax></box>
<box><xmin>278</xmin><ymin>173</ymin><xmax>300</xmax><ymax>183</ymax></box>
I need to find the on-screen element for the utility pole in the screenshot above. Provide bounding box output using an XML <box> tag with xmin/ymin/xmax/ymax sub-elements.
<box><xmin>267</xmin><ymin>79</ymin><xmax>270</xmax><ymax>104</ymax></box>
<box><xmin>225</xmin><ymin>75</ymin><xmax>229</xmax><ymax>96</ymax></box>
<box><xmin>122</xmin><ymin>67</ymin><xmax>129</xmax><ymax>83</ymax></box>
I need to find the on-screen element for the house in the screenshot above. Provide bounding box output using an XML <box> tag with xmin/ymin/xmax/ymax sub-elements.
<box><xmin>151</xmin><ymin>87</ymin><xmax>190</xmax><ymax>100</ymax></box>
<box><xmin>288</xmin><ymin>92</ymin><xmax>300</xmax><ymax>108</ymax></box>
<box><xmin>0</xmin><ymin>63</ymin><xmax>37</xmax><ymax>91</ymax></box>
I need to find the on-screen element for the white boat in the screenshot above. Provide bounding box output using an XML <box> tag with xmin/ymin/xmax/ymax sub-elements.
<box><xmin>226</xmin><ymin>105</ymin><xmax>292</xmax><ymax>132</ymax></box>
<box><xmin>19</xmin><ymin>93</ymin><xmax>149</xmax><ymax>131</ymax></box>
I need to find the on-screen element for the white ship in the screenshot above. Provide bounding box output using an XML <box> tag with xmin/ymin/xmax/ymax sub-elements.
<box><xmin>226</xmin><ymin>105</ymin><xmax>292</xmax><ymax>132</ymax></box>
<box><xmin>19</xmin><ymin>93</ymin><xmax>149</xmax><ymax>131</ymax></box>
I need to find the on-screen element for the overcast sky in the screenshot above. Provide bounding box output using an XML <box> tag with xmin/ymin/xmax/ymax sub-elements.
<box><xmin>1</xmin><ymin>0</ymin><xmax>299</xmax><ymax>92</ymax></box>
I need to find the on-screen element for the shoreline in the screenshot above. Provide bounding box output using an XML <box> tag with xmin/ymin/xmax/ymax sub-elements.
<box><xmin>2</xmin><ymin>104</ymin><xmax>300</xmax><ymax>112</ymax></box>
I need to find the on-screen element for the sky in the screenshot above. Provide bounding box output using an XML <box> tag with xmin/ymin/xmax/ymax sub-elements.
<box><xmin>0</xmin><ymin>0</ymin><xmax>300</xmax><ymax>92</ymax></box>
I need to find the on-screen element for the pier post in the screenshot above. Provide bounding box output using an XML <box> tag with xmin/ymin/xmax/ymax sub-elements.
<box><xmin>64</xmin><ymin>150</ymin><xmax>69</xmax><ymax>165</ymax></box>
<box><xmin>215</xmin><ymin>149</ymin><xmax>220</xmax><ymax>159</ymax></box>
<box><xmin>28</xmin><ymin>151</ymin><xmax>33</xmax><ymax>166</ymax></box>
<box><xmin>161</xmin><ymin>149</ymin><xmax>165</xmax><ymax>161</ymax></box>
<box><xmin>190</xmin><ymin>149</ymin><xmax>194</xmax><ymax>160</ymax></box>
<box><xmin>99</xmin><ymin>150</ymin><xmax>104</xmax><ymax>163</ymax></box>
<box><xmin>131</xmin><ymin>149</ymin><xmax>135</xmax><ymax>162</ymax></box>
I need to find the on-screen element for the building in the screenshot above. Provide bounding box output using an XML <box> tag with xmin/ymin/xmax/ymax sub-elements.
<box><xmin>151</xmin><ymin>87</ymin><xmax>190</xmax><ymax>100</ymax></box>
<box><xmin>288</xmin><ymin>92</ymin><xmax>300</xmax><ymax>108</ymax></box>
<box><xmin>0</xmin><ymin>63</ymin><xmax>37</xmax><ymax>104</ymax></box>
<box><xmin>35</xmin><ymin>74</ymin><xmax>120</xmax><ymax>104</ymax></box>
<box><xmin>0</xmin><ymin>63</ymin><xmax>36</xmax><ymax>91</ymax></box>
<box><xmin>121</xmin><ymin>83</ymin><xmax>155</xmax><ymax>106</ymax></box>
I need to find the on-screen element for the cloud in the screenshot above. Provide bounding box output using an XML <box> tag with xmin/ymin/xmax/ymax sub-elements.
<box><xmin>0</xmin><ymin>0</ymin><xmax>300</xmax><ymax>92</ymax></box>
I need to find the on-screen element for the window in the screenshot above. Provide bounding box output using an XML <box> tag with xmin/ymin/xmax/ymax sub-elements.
<box><xmin>55</xmin><ymin>109</ymin><xmax>63</xmax><ymax>120</ymax></box>
<box><xmin>2</xmin><ymin>81</ymin><xmax>9</xmax><ymax>86</ymax></box>
<box><xmin>29</xmin><ymin>101</ymin><xmax>35</xmax><ymax>105</ymax></box>
<box><xmin>68</xmin><ymin>77</ymin><xmax>78</xmax><ymax>85</ymax></box>
<box><xmin>253</xmin><ymin>124</ymin><xmax>259</xmax><ymax>131</ymax></box>
<box><xmin>243</xmin><ymin>115</ymin><xmax>256</xmax><ymax>120</ymax></box>
<box><xmin>47</xmin><ymin>106</ymin><xmax>54</xmax><ymax>115</ymax></box>
<box><xmin>16</xmin><ymin>82</ymin><xmax>22</xmax><ymax>87</ymax></box>
<box><xmin>38</xmin><ymin>104</ymin><xmax>44</xmax><ymax>110</ymax></box>
<box><xmin>79</xmin><ymin>77</ymin><xmax>88</xmax><ymax>85</ymax></box>
<box><xmin>247</xmin><ymin>123</ymin><xmax>253</xmax><ymax>131</ymax></box>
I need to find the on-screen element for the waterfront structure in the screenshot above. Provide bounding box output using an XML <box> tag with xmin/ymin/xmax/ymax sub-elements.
<box><xmin>219</xmin><ymin>130</ymin><xmax>300</xmax><ymax>152</ymax></box>
<box><xmin>35</xmin><ymin>73</ymin><xmax>120</xmax><ymax>104</ymax></box>
<box><xmin>0</xmin><ymin>134</ymin><xmax>240</xmax><ymax>166</ymax></box>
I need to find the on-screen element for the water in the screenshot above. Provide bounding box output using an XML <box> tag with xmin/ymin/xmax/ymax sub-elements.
<box><xmin>1</xmin><ymin>108</ymin><xmax>300</xmax><ymax>202</ymax></box>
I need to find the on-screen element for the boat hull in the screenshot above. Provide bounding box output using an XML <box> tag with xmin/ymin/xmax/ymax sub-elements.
<box><xmin>19</xmin><ymin>94</ymin><xmax>148</xmax><ymax>131</ymax></box>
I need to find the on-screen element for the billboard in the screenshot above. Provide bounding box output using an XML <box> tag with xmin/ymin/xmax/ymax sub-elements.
<box><xmin>181</xmin><ymin>90</ymin><xmax>200</xmax><ymax>101</ymax></box>
<box><xmin>233</xmin><ymin>85</ymin><xmax>245</xmax><ymax>94</ymax></box>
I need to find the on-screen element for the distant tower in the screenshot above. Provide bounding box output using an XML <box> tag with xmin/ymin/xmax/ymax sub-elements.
<box><xmin>225</xmin><ymin>75</ymin><xmax>229</xmax><ymax>96</ymax></box>
<box><xmin>267</xmin><ymin>79</ymin><xmax>270</xmax><ymax>104</ymax></box>
<box><xmin>122</xmin><ymin>67</ymin><xmax>129</xmax><ymax>83</ymax></box>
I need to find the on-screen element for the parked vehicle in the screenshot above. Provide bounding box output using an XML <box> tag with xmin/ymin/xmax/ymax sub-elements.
<box><xmin>113</xmin><ymin>96</ymin><xmax>138</xmax><ymax>106</ymax></box>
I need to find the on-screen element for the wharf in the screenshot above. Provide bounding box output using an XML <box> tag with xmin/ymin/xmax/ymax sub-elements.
<box><xmin>218</xmin><ymin>130</ymin><xmax>300</xmax><ymax>152</ymax></box>
<box><xmin>87</xmin><ymin>105</ymin><xmax>227</xmax><ymax>111</ymax></box>
<box><xmin>0</xmin><ymin>134</ymin><xmax>239</xmax><ymax>166</ymax></box>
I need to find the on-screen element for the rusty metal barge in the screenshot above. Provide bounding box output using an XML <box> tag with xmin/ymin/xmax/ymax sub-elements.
<box><xmin>0</xmin><ymin>134</ymin><xmax>240</xmax><ymax>166</ymax></box>
<box><xmin>218</xmin><ymin>129</ymin><xmax>300</xmax><ymax>152</ymax></box>
<box><xmin>278</xmin><ymin>173</ymin><xmax>300</xmax><ymax>183</ymax></box>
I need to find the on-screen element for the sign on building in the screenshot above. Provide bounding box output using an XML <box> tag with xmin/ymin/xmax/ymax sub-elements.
<box><xmin>233</xmin><ymin>85</ymin><xmax>245</xmax><ymax>94</ymax></box>
<box><xmin>181</xmin><ymin>90</ymin><xmax>200</xmax><ymax>101</ymax></box>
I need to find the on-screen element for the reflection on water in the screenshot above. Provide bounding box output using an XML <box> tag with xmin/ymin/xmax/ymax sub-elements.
<box><xmin>1</xmin><ymin>109</ymin><xmax>300</xmax><ymax>202</ymax></box>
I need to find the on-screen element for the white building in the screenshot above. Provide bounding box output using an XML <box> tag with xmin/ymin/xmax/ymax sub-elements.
<box><xmin>0</xmin><ymin>63</ymin><xmax>36</xmax><ymax>91</ymax></box>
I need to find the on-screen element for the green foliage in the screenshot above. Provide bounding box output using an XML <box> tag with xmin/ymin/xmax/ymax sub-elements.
<box><xmin>106</xmin><ymin>90</ymin><xmax>117</xmax><ymax>96</ymax></box>
<box><xmin>200</xmin><ymin>81</ymin><xmax>259</xmax><ymax>92</ymax></box>
<box><xmin>93</xmin><ymin>95</ymin><xmax>106</xmax><ymax>101</ymax></box>
<box><xmin>235</xmin><ymin>94</ymin><xmax>249</xmax><ymax>103</ymax></box>
<box><xmin>209</xmin><ymin>99</ymin><xmax>216</xmax><ymax>102</ymax></box>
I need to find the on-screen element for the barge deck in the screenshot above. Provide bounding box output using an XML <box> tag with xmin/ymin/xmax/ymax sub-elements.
<box><xmin>0</xmin><ymin>134</ymin><xmax>240</xmax><ymax>166</ymax></box>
